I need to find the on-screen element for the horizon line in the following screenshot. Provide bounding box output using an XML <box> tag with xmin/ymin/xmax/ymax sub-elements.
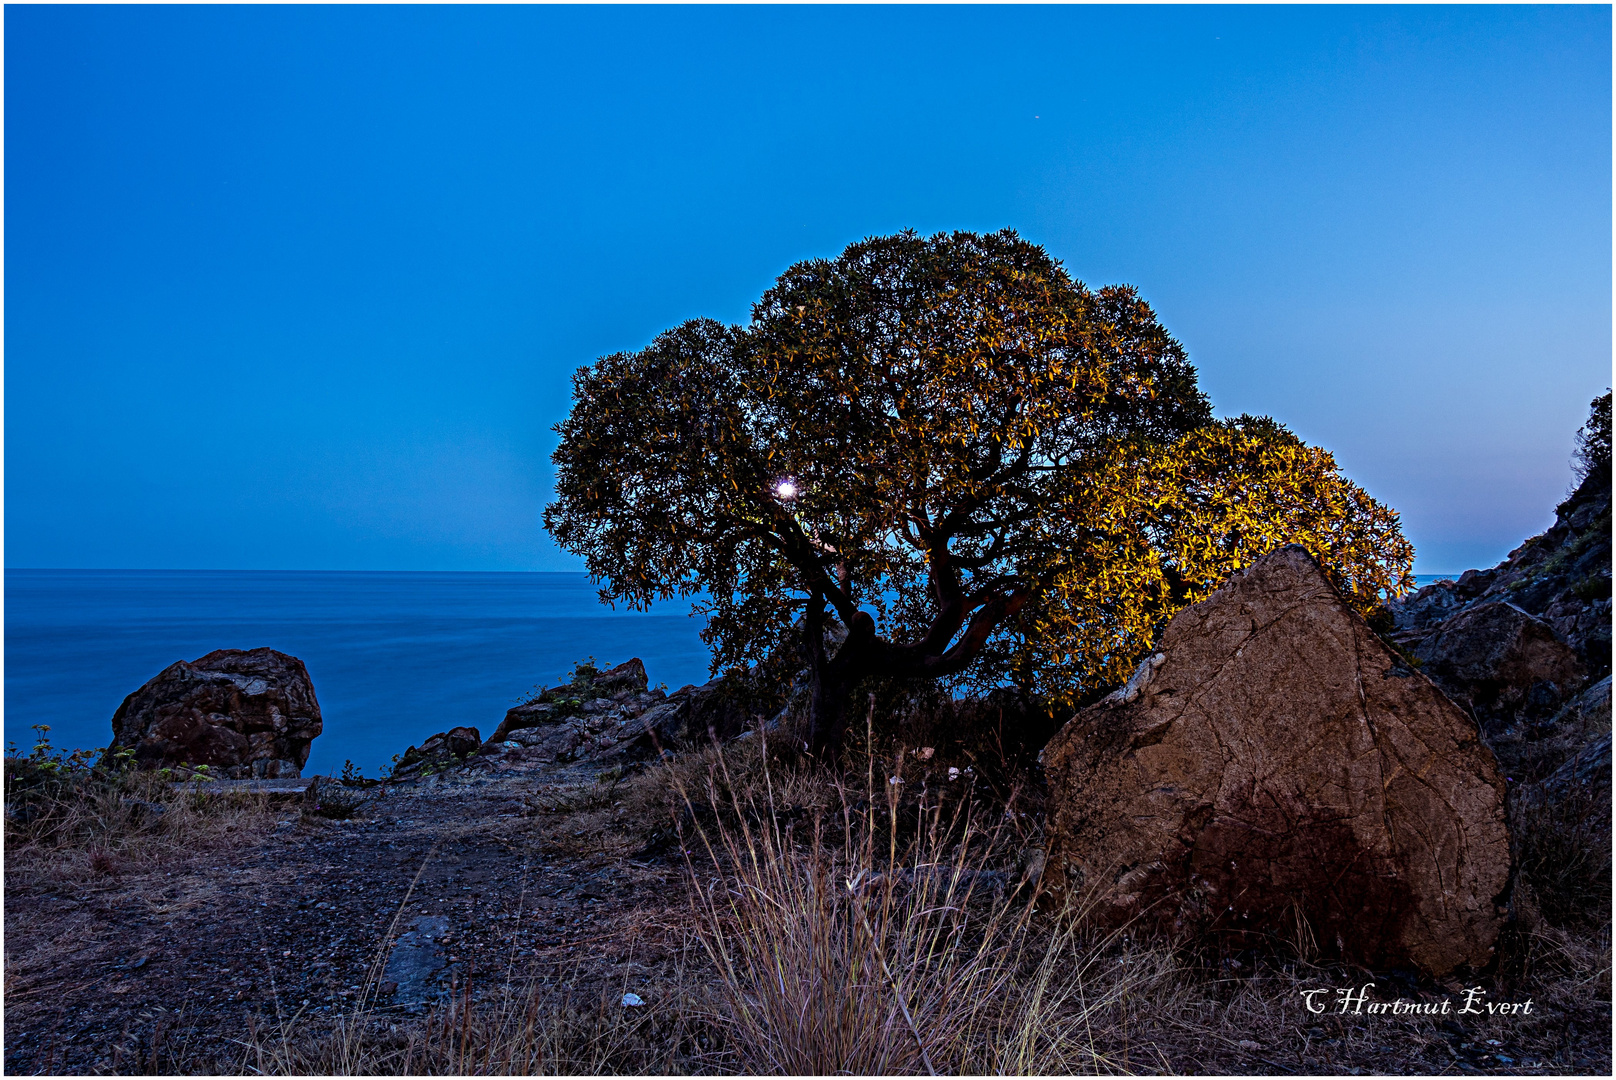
<box><xmin>5</xmin><ymin>566</ymin><xmax>1468</xmax><ymax>578</ymax></box>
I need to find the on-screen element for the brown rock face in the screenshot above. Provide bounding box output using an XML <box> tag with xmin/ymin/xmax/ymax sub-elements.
<box><xmin>104</xmin><ymin>648</ymin><xmax>322</xmax><ymax>779</ymax></box>
<box><xmin>1042</xmin><ymin>546</ymin><xmax>1512</xmax><ymax>976</ymax></box>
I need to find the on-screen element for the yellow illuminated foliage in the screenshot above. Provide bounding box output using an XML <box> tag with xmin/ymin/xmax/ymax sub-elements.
<box><xmin>546</xmin><ymin>230</ymin><xmax>1415</xmax><ymax>750</ymax></box>
<box><xmin>1007</xmin><ymin>416</ymin><xmax>1415</xmax><ymax>705</ymax></box>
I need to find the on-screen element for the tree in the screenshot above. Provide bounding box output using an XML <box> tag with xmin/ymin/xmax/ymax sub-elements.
<box><xmin>1574</xmin><ymin>389</ymin><xmax>1611</xmax><ymax>485</ymax></box>
<box><xmin>545</xmin><ymin>230</ymin><xmax>1415</xmax><ymax>758</ymax></box>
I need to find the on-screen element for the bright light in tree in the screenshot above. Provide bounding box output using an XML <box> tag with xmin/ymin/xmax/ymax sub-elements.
<box><xmin>775</xmin><ymin>479</ymin><xmax>798</xmax><ymax>501</ymax></box>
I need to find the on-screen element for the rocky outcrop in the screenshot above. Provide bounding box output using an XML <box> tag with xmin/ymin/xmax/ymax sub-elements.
<box><xmin>1389</xmin><ymin>468</ymin><xmax>1611</xmax><ymax>786</ymax></box>
<box><xmin>103</xmin><ymin>648</ymin><xmax>322</xmax><ymax>779</ymax></box>
<box><xmin>390</xmin><ymin>727</ymin><xmax>482</xmax><ymax>781</ymax></box>
<box><xmin>488</xmin><ymin>658</ymin><xmax>651</xmax><ymax>746</ymax></box>
<box><xmin>637</xmin><ymin>678</ymin><xmax>758</xmax><ymax>748</ymax></box>
<box><xmin>452</xmin><ymin>658</ymin><xmax>776</xmax><ymax>776</ymax></box>
<box><xmin>1407</xmin><ymin>601</ymin><xmax>1584</xmax><ymax>738</ymax></box>
<box><xmin>1392</xmin><ymin>469</ymin><xmax>1610</xmax><ymax>679</ymax></box>
<box><xmin>1041</xmin><ymin>546</ymin><xmax>1512</xmax><ymax>976</ymax></box>
<box><xmin>474</xmin><ymin>658</ymin><xmax>671</xmax><ymax>769</ymax></box>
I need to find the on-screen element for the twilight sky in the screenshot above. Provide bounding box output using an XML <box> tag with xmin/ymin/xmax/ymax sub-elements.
<box><xmin>6</xmin><ymin>5</ymin><xmax>1610</xmax><ymax>574</ymax></box>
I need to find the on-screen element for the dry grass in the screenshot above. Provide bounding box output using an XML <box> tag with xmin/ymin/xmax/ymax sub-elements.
<box><xmin>246</xmin><ymin>981</ymin><xmax>708</xmax><ymax>1074</ymax></box>
<box><xmin>4</xmin><ymin>756</ymin><xmax>280</xmax><ymax>890</ymax></box>
<box><xmin>225</xmin><ymin>713</ymin><xmax>1610</xmax><ymax>1075</ymax></box>
<box><xmin>664</xmin><ymin>712</ymin><xmax>1186</xmax><ymax>1075</ymax></box>
<box><xmin>1511</xmin><ymin>785</ymin><xmax>1611</xmax><ymax>934</ymax></box>
<box><xmin>235</xmin><ymin>722</ymin><xmax>1191</xmax><ymax>1076</ymax></box>
<box><xmin>12</xmin><ymin>706</ymin><xmax>1607</xmax><ymax>1075</ymax></box>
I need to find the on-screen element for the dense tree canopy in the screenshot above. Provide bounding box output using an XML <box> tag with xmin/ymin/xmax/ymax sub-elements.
<box><xmin>545</xmin><ymin>230</ymin><xmax>1415</xmax><ymax>756</ymax></box>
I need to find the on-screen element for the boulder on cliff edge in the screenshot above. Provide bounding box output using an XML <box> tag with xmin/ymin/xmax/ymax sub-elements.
<box><xmin>1041</xmin><ymin>545</ymin><xmax>1512</xmax><ymax>976</ymax></box>
<box><xmin>104</xmin><ymin>648</ymin><xmax>322</xmax><ymax>779</ymax></box>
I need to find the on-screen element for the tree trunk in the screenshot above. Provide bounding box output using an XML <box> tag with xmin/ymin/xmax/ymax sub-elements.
<box><xmin>806</xmin><ymin>662</ymin><xmax>852</xmax><ymax>763</ymax></box>
<box><xmin>803</xmin><ymin>606</ymin><xmax>877</xmax><ymax>763</ymax></box>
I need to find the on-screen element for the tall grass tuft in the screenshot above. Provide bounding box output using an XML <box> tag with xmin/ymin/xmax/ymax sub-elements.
<box><xmin>670</xmin><ymin>704</ymin><xmax>1166</xmax><ymax>1075</ymax></box>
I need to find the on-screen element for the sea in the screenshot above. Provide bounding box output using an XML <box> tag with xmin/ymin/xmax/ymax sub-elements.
<box><xmin>3</xmin><ymin>569</ymin><xmax>1458</xmax><ymax>777</ymax></box>
<box><xmin>3</xmin><ymin>570</ymin><xmax>715</xmax><ymax>777</ymax></box>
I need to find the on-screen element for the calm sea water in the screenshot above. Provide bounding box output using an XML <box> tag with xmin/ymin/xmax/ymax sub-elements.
<box><xmin>3</xmin><ymin>570</ymin><xmax>714</xmax><ymax>777</ymax></box>
<box><xmin>4</xmin><ymin>570</ymin><xmax>1458</xmax><ymax>777</ymax></box>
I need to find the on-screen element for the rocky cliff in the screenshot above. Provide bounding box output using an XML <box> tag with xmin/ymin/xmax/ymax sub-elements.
<box><xmin>1388</xmin><ymin>466</ymin><xmax>1610</xmax><ymax>788</ymax></box>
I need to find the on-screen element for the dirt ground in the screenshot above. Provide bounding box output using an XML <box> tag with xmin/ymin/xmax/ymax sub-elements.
<box><xmin>3</xmin><ymin>762</ymin><xmax>701</xmax><ymax>1075</ymax></box>
<box><xmin>4</xmin><ymin>753</ymin><xmax>1611</xmax><ymax>1076</ymax></box>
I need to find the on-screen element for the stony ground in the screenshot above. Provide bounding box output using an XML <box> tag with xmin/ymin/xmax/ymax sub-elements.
<box><xmin>3</xmin><ymin>761</ymin><xmax>701</xmax><ymax>1075</ymax></box>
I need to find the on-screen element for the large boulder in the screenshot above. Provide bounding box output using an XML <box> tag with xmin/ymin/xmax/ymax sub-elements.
<box><xmin>103</xmin><ymin>648</ymin><xmax>322</xmax><ymax>779</ymax></box>
<box><xmin>1041</xmin><ymin>546</ymin><xmax>1512</xmax><ymax>976</ymax></box>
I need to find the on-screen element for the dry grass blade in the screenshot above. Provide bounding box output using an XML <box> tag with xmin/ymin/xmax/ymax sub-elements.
<box><xmin>667</xmin><ymin>725</ymin><xmax>1172</xmax><ymax>1075</ymax></box>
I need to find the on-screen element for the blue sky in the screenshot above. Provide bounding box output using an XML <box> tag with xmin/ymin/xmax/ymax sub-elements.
<box><xmin>7</xmin><ymin>5</ymin><xmax>1610</xmax><ymax>574</ymax></box>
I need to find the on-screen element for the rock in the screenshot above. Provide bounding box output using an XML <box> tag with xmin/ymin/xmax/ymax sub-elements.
<box><xmin>383</xmin><ymin>916</ymin><xmax>451</xmax><ymax>1011</ymax></box>
<box><xmin>489</xmin><ymin>702</ymin><xmax>555</xmax><ymax>745</ymax></box>
<box><xmin>487</xmin><ymin>658</ymin><xmax>651</xmax><ymax>745</ymax></box>
<box><xmin>1512</xmin><ymin>723</ymin><xmax>1611</xmax><ymax>922</ymax></box>
<box><xmin>303</xmin><ymin>776</ymin><xmax>371</xmax><ymax>819</ymax></box>
<box><xmin>1042</xmin><ymin>545</ymin><xmax>1512</xmax><ymax>976</ymax></box>
<box><xmin>442</xmin><ymin>726</ymin><xmax>482</xmax><ymax>758</ymax></box>
<box><xmin>637</xmin><ymin>678</ymin><xmax>758</xmax><ymax>749</ymax></box>
<box><xmin>390</xmin><ymin>727</ymin><xmax>481</xmax><ymax>781</ymax></box>
<box><xmin>503</xmin><ymin>722</ymin><xmax>586</xmax><ymax>764</ymax></box>
<box><xmin>102</xmin><ymin>648</ymin><xmax>322</xmax><ymax>779</ymax></box>
<box><xmin>477</xmin><ymin>658</ymin><xmax>763</xmax><ymax>769</ymax></box>
<box><xmin>1408</xmin><ymin>601</ymin><xmax>1584</xmax><ymax>735</ymax></box>
<box><xmin>1392</xmin><ymin>468</ymin><xmax>1611</xmax><ymax>682</ymax></box>
<box><xmin>1388</xmin><ymin>579</ymin><xmax>1470</xmax><ymax>636</ymax></box>
<box><xmin>592</xmin><ymin>657</ymin><xmax>648</xmax><ymax>697</ymax></box>
<box><xmin>1523</xmin><ymin>730</ymin><xmax>1612</xmax><ymax>814</ymax></box>
<box><xmin>1387</xmin><ymin>463</ymin><xmax>1610</xmax><ymax>789</ymax></box>
<box><xmin>408</xmin><ymin>656</ymin><xmax>777</xmax><ymax>778</ymax></box>
<box><xmin>1508</xmin><ymin>676</ymin><xmax>1612</xmax><ymax>810</ymax></box>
